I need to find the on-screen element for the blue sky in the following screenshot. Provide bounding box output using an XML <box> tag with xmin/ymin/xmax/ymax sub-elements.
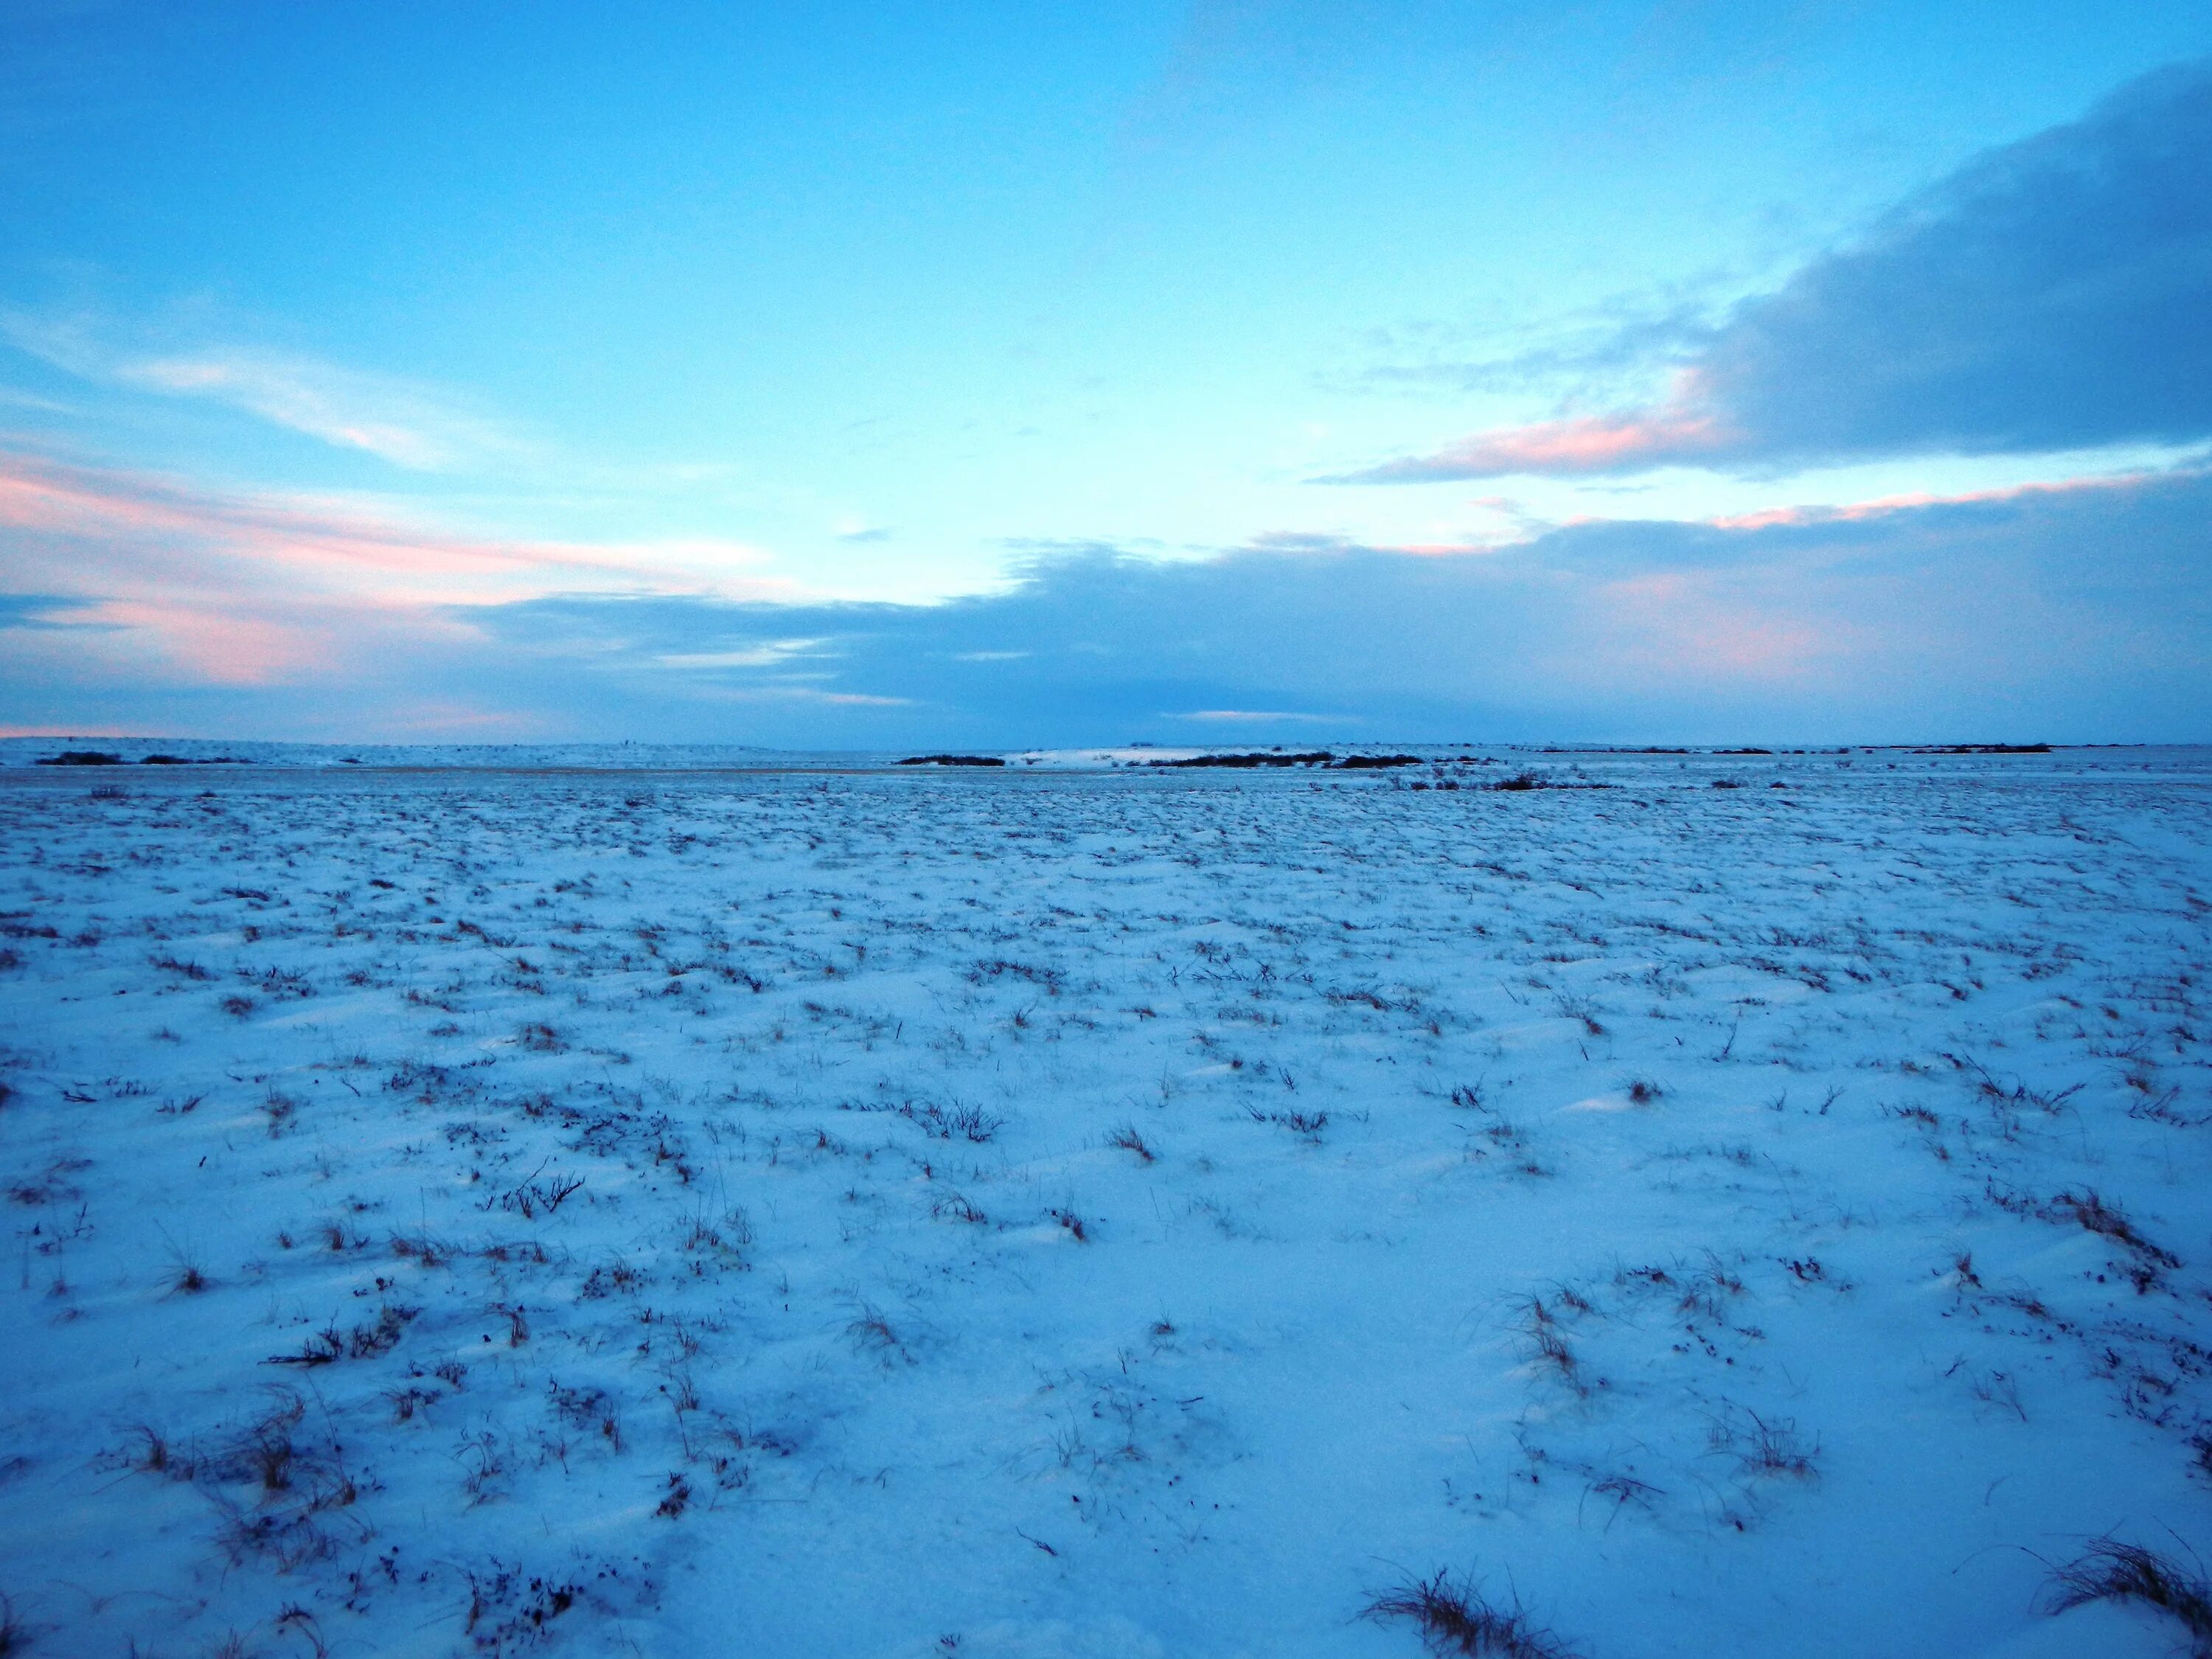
<box><xmin>4</xmin><ymin>1</ymin><xmax>2209</xmax><ymax>744</ymax></box>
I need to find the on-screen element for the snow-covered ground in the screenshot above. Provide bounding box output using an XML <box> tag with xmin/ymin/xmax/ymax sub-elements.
<box><xmin>3</xmin><ymin>749</ymin><xmax>2209</xmax><ymax>1657</ymax></box>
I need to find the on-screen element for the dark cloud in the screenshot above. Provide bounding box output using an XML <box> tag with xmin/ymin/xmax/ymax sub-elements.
<box><xmin>1338</xmin><ymin>62</ymin><xmax>2212</xmax><ymax>481</ymax></box>
<box><xmin>10</xmin><ymin>464</ymin><xmax>2202</xmax><ymax>745</ymax></box>
<box><xmin>425</xmin><ymin>468</ymin><xmax>2212</xmax><ymax>745</ymax></box>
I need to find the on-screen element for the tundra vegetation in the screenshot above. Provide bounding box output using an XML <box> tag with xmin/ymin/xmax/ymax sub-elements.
<box><xmin>0</xmin><ymin>745</ymin><xmax>2207</xmax><ymax>1656</ymax></box>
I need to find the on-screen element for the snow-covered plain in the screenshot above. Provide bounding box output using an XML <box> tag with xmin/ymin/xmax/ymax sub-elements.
<box><xmin>2</xmin><ymin>748</ymin><xmax>2209</xmax><ymax>1658</ymax></box>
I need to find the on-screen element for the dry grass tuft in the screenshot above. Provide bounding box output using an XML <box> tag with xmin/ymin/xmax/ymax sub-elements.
<box><xmin>2042</xmin><ymin>1536</ymin><xmax>2212</xmax><ymax>1655</ymax></box>
<box><xmin>1361</xmin><ymin>1570</ymin><xmax>1582</xmax><ymax>1658</ymax></box>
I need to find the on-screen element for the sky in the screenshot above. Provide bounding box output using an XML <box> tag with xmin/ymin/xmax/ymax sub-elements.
<box><xmin>2</xmin><ymin>1</ymin><xmax>2209</xmax><ymax>747</ymax></box>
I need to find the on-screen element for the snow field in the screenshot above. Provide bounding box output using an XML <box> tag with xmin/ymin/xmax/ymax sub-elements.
<box><xmin>1</xmin><ymin>753</ymin><xmax>2209</xmax><ymax>1657</ymax></box>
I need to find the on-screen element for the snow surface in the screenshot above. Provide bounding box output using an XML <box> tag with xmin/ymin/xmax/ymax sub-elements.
<box><xmin>3</xmin><ymin>749</ymin><xmax>2210</xmax><ymax>1657</ymax></box>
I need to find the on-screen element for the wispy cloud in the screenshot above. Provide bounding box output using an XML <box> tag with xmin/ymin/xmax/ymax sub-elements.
<box><xmin>0</xmin><ymin>445</ymin><xmax>801</xmax><ymax>686</ymax></box>
<box><xmin>1329</xmin><ymin>291</ymin><xmax>1720</xmax><ymax>404</ymax></box>
<box><xmin>122</xmin><ymin>349</ymin><xmax>526</xmax><ymax>470</ymax></box>
<box><xmin>1</xmin><ymin>308</ymin><xmax>529</xmax><ymax>470</ymax></box>
<box><xmin>652</xmin><ymin>641</ymin><xmax>827</xmax><ymax>669</ymax></box>
<box><xmin>1332</xmin><ymin>61</ymin><xmax>2212</xmax><ymax>483</ymax></box>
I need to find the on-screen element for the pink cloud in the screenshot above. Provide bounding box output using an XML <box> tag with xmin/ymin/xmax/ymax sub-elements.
<box><xmin>1621</xmin><ymin>576</ymin><xmax>1829</xmax><ymax>675</ymax></box>
<box><xmin>1706</xmin><ymin>469</ymin><xmax>2168</xmax><ymax>530</ymax></box>
<box><xmin>0</xmin><ymin>723</ymin><xmax>138</xmax><ymax>738</ymax></box>
<box><xmin>1326</xmin><ymin>378</ymin><xmax>1733</xmax><ymax>483</ymax></box>
<box><xmin>0</xmin><ymin>445</ymin><xmax>823</xmax><ymax>690</ymax></box>
<box><xmin>67</xmin><ymin>599</ymin><xmax>331</xmax><ymax>685</ymax></box>
<box><xmin>1173</xmin><ymin>709</ymin><xmax>1346</xmax><ymax>723</ymax></box>
<box><xmin>0</xmin><ymin>447</ymin><xmax>807</xmax><ymax>688</ymax></box>
<box><xmin>0</xmin><ymin>451</ymin><xmax>794</xmax><ymax>594</ymax></box>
